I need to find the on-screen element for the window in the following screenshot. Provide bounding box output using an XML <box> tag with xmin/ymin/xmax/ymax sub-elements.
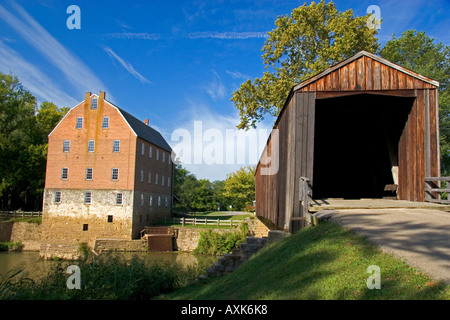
<box><xmin>107</xmin><ymin>215</ymin><xmax>113</xmax><ymax>223</ymax></box>
<box><xmin>76</xmin><ymin>117</ymin><xmax>83</xmax><ymax>129</ymax></box>
<box><xmin>91</xmin><ymin>98</ymin><xmax>97</xmax><ymax>109</ymax></box>
<box><xmin>163</xmin><ymin>152</ymin><xmax>166</xmax><ymax>163</ymax></box>
<box><xmin>158</xmin><ymin>196</ymin><xmax>161</xmax><ymax>206</ymax></box>
<box><xmin>112</xmin><ymin>168</ymin><xmax>119</xmax><ymax>180</ymax></box>
<box><xmin>155</xmin><ymin>173</ymin><xmax>158</xmax><ymax>185</ymax></box>
<box><xmin>141</xmin><ymin>194</ymin><xmax>144</xmax><ymax>206</ymax></box>
<box><xmin>149</xmin><ymin>146</ymin><xmax>152</xmax><ymax>158</ymax></box>
<box><xmin>165</xmin><ymin>196</ymin><xmax>168</xmax><ymax>207</ymax></box>
<box><xmin>63</xmin><ymin>140</ymin><xmax>70</xmax><ymax>152</ymax></box>
<box><xmin>140</xmin><ymin>169</ymin><xmax>144</xmax><ymax>182</ymax></box>
<box><xmin>162</xmin><ymin>176</ymin><xmax>165</xmax><ymax>187</ymax></box>
<box><xmin>148</xmin><ymin>172</ymin><xmax>152</xmax><ymax>184</ymax></box>
<box><xmin>150</xmin><ymin>195</ymin><xmax>153</xmax><ymax>206</ymax></box>
<box><xmin>102</xmin><ymin>117</ymin><xmax>109</xmax><ymax>129</ymax></box>
<box><xmin>61</xmin><ymin>168</ymin><xmax>68</xmax><ymax>180</ymax></box>
<box><xmin>116</xmin><ymin>193</ymin><xmax>123</xmax><ymax>205</ymax></box>
<box><xmin>86</xmin><ymin>168</ymin><xmax>93</xmax><ymax>180</ymax></box>
<box><xmin>168</xmin><ymin>177</ymin><xmax>171</xmax><ymax>188</ymax></box>
<box><xmin>88</xmin><ymin>140</ymin><xmax>95</xmax><ymax>152</ymax></box>
<box><xmin>141</xmin><ymin>143</ymin><xmax>145</xmax><ymax>155</ymax></box>
<box><xmin>156</xmin><ymin>149</ymin><xmax>159</xmax><ymax>160</ymax></box>
<box><xmin>113</xmin><ymin>140</ymin><xmax>120</xmax><ymax>152</ymax></box>
<box><xmin>83</xmin><ymin>224</ymin><xmax>88</xmax><ymax>231</ymax></box>
<box><xmin>168</xmin><ymin>153</ymin><xmax>171</xmax><ymax>165</ymax></box>
<box><xmin>84</xmin><ymin>192</ymin><xmax>92</xmax><ymax>204</ymax></box>
<box><xmin>54</xmin><ymin>191</ymin><xmax>61</xmax><ymax>203</ymax></box>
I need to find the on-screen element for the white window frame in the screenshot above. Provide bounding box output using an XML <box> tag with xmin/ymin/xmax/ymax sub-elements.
<box><xmin>150</xmin><ymin>195</ymin><xmax>153</xmax><ymax>206</ymax></box>
<box><xmin>54</xmin><ymin>191</ymin><xmax>61</xmax><ymax>203</ymax></box>
<box><xmin>86</xmin><ymin>168</ymin><xmax>93</xmax><ymax>180</ymax></box>
<box><xmin>102</xmin><ymin>116</ymin><xmax>109</xmax><ymax>129</ymax></box>
<box><xmin>88</xmin><ymin>140</ymin><xmax>95</xmax><ymax>152</ymax></box>
<box><xmin>84</xmin><ymin>191</ymin><xmax>92</xmax><ymax>204</ymax></box>
<box><xmin>61</xmin><ymin>168</ymin><xmax>68</xmax><ymax>180</ymax></box>
<box><xmin>112</xmin><ymin>168</ymin><xmax>119</xmax><ymax>180</ymax></box>
<box><xmin>63</xmin><ymin>140</ymin><xmax>70</xmax><ymax>152</ymax></box>
<box><xmin>116</xmin><ymin>192</ymin><xmax>123</xmax><ymax>205</ymax></box>
<box><xmin>113</xmin><ymin>140</ymin><xmax>120</xmax><ymax>152</ymax></box>
<box><xmin>91</xmin><ymin>98</ymin><xmax>98</xmax><ymax>109</ymax></box>
<box><xmin>76</xmin><ymin>117</ymin><xmax>83</xmax><ymax>129</ymax></box>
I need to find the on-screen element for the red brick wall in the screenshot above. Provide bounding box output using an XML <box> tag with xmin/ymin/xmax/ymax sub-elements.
<box><xmin>45</xmin><ymin>94</ymin><xmax>137</xmax><ymax>191</ymax></box>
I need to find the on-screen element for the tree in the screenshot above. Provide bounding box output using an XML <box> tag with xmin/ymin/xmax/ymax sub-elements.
<box><xmin>231</xmin><ymin>0</ymin><xmax>379</xmax><ymax>130</ymax></box>
<box><xmin>0</xmin><ymin>72</ymin><xmax>67</xmax><ymax>210</ymax></box>
<box><xmin>223</xmin><ymin>166</ymin><xmax>256</xmax><ymax>211</ymax></box>
<box><xmin>380</xmin><ymin>30</ymin><xmax>450</xmax><ymax>175</ymax></box>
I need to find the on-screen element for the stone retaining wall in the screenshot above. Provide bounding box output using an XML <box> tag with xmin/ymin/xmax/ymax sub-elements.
<box><xmin>0</xmin><ymin>221</ymin><xmax>41</xmax><ymax>251</ymax></box>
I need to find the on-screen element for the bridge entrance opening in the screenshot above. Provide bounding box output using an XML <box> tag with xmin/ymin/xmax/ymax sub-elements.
<box><xmin>312</xmin><ymin>94</ymin><xmax>414</xmax><ymax>199</ymax></box>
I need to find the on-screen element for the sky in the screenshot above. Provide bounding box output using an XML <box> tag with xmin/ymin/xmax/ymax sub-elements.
<box><xmin>0</xmin><ymin>0</ymin><xmax>449</xmax><ymax>181</ymax></box>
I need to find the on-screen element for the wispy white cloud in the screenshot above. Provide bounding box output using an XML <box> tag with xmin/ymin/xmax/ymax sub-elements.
<box><xmin>203</xmin><ymin>70</ymin><xmax>226</xmax><ymax>100</ymax></box>
<box><xmin>226</xmin><ymin>70</ymin><xmax>250</xmax><ymax>80</ymax></box>
<box><xmin>0</xmin><ymin>2</ymin><xmax>108</xmax><ymax>100</ymax></box>
<box><xmin>185</xmin><ymin>31</ymin><xmax>268</xmax><ymax>40</ymax></box>
<box><xmin>0</xmin><ymin>40</ymin><xmax>78</xmax><ymax>107</ymax></box>
<box><xmin>105</xmin><ymin>32</ymin><xmax>161</xmax><ymax>40</ymax></box>
<box><xmin>103</xmin><ymin>46</ymin><xmax>151</xmax><ymax>84</ymax></box>
<box><xmin>103</xmin><ymin>31</ymin><xmax>268</xmax><ymax>41</ymax></box>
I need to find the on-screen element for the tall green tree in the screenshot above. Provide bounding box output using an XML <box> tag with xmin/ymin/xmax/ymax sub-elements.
<box><xmin>223</xmin><ymin>166</ymin><xmax>256</xmax><ymax>211</ymax></box>
<box><xmin>231</xmin><ymin>0</ymin><xmax>379</xmax><ymax>130</ymax></box>
<box><xmin>380</xmin><ymin>30</ymin><xmax>450</xmax><ymax>175</ymax></box>
<box><xmin>0</xmin><ymin>72</ymin><xmax>67</xmax><ymax>210</ymax></box>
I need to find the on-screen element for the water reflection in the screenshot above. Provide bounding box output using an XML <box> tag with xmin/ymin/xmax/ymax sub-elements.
<box><xmin>0</xmin><ymin>251</ymin><xmax>217</xmax><ymax>280</ymax></box>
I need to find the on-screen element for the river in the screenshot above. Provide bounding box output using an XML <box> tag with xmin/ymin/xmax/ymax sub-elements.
<box><xmin>0</xmin><ymin>251</ymin><xmax>217</xmax><ymax>280</ymax></box>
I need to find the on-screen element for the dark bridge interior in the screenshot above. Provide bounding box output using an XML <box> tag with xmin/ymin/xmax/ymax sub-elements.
<box><xmin>312</xmin><ymin>94</ymin><xmax>414</xmax><ymax>199</ymax></box>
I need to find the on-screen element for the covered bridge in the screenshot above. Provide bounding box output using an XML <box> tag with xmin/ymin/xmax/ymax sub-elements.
<box><xmin>255</xmin><ymin>50</ymin><xmax>441</xmax><ymax>232</ymax></box>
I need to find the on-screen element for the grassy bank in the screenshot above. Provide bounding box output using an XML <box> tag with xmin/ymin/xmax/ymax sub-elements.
<box><xmin>0</xmin><ymin>253</ymin><xmax>204</xmax><ymax>300</ymax></box>
<box><xmin>164</xmin><ymin>221</ymin><xmax>450</xmax><ymax>300</ymax></box>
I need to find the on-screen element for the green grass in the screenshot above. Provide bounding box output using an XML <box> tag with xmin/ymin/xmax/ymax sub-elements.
<box><xmin>163</xmin><ymin>221</ymin><xmax>450</xmax><ymax>300</ymax></box>
<box><xmin>0</xmin><ymin>217</ymin><xmax>42</xmax><ymax>224</ymax></box>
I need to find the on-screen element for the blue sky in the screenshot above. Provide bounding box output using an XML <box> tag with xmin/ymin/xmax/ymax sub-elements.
<box><xmin>0</xmin><ymin>0</ymin><xmax>449</xmax><ymax>181</ymax></box>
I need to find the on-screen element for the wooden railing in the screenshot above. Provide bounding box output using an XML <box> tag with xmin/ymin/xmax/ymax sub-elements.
<box><xmin>0</xmin><ymin>211</ymin><xmax>42</xmax><ymax>218</ymax></box>
<box><xmin>425</xmin><ymin>177</ymin><xmax>450</xmax><ymax>204</ymax></box>
<box><xmin>291</xmin><ymin>177</ymin><xmax>317</xmax><ymax>228</ymax></box>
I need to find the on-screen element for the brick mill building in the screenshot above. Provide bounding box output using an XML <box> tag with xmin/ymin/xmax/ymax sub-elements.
<box><xmin>40</xmin><ymin>92</ymin><xmax>174</xmax><ymax>259</ymax></box>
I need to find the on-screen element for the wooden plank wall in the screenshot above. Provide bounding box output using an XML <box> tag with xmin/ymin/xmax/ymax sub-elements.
<box><xmin>255</xmin><ymin>92</ymin><xmax>316</xmax><ymax>231</ymax></box>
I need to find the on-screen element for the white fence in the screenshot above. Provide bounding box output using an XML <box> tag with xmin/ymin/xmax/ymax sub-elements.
<box><xmin>163</xmin><ymin>216</ymin><xmax>243</xmax><ymax>227</ymax></box>
<box><xmin>0</xmin><ymin>211</ymin><xmax>42</xmax><ymax>218</ymax></box>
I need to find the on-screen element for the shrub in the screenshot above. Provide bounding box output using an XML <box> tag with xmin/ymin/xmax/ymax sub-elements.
<box><xmin>194</xmin><ymin>229</ymin><xmax>246</xmax><ymax>255</ymax></box>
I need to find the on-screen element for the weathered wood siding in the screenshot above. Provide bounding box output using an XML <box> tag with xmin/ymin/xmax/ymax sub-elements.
<box><xmin>255</xmin><ymin>52</ymin><xmax>440</xmax><ymax>231</ymax></box>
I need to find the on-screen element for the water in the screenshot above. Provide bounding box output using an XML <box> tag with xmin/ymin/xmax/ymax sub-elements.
<box><xmin>0</xmin><ymin>251</ymin><xmax>217</xmax><ymax>280</ymax></box>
